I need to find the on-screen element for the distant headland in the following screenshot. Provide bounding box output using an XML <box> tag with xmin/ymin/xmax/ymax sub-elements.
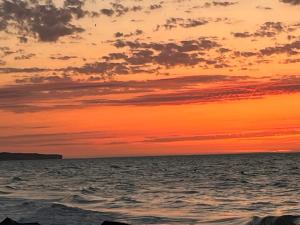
<box><xmin>0</xmin><ymin>152</ymin><xmax>63</xmax><ymax>161</ymax></box>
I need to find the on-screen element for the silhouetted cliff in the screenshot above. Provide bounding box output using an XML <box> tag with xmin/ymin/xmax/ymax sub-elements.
<box><xmin>0</xmin><ymin>152</ymin><xmax>63</xmax><ymax>161</ymax></box>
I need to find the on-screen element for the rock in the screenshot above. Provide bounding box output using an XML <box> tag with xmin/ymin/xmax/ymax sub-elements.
<box><xmin>272</xmin><ymin>215</ymin><xmax>298</xmax><ymax>225</ymax></box>
<box><xmin>247</xmin><ymin>215</ymin><xmax>299</xmax><ymax>225</ymax></box>
<box><xmin>0</xmin><ymin>218</ymin><xmax>40</xmax><ymax>225</ymax></box>
<box><xmin>101</xmin><ymin>221</ymin><xmax>130</xmax><ymax>225</ymax></box>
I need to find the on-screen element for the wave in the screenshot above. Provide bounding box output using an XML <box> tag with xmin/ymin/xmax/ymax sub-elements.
<box><xmin>61</xmin><ymin>194</ymin><xmax>102</xmax><ymax>205</ymax></box>
<box><xmin>1</xmin><ymin>196</ymin><xmax>300</xmax><ymax>225</ymax></box>
<box><xmin>0</xmin><ymin>197</ymin><xmax>124</xmax><ymax>225</ymax></box>
<box><xmin>80</xmin><ymin>186</ymin><xmax>98</xmax><ymax>195</ymax></box>
<box><xmin>0</xmin><ymin>190</ymin><xmax>11</xmax><ymax>195</ymax></box>
<box><xmin>22</xmin><ymin>203</ymin><xmax>128</xmax><ymax>225</ymax></box>
<box><xmin>11</xmin><ymin>177</ymin><xmax>23</xmax><ymax>183</ymax></box>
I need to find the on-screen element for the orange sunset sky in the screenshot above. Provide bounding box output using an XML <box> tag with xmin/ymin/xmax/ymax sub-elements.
<box><xmin>0</xmin><ymin>0</ymin><xmax>300</xmax><ymax>158</ymax></box>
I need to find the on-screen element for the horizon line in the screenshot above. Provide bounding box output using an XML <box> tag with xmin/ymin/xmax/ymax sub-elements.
<box><xmin>65</xmin><ymin>150</ymin><xmax>300</xmax><ymax>160</ymax></box>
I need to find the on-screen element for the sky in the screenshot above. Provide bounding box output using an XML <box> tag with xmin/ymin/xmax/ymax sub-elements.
<box><xmin>0</xmin><ymin>0</ymin><xmax>300</xmax><ymax>158</ymax></box>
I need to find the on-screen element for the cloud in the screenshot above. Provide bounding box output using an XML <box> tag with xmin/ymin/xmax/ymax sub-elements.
<box><xmin>232</xmin><ymin>32</ymin><xmax>252</xmax><ymax>38</ymax></box>
<box><xmin>0</xmin><ymin>74</ymin><xmax>247</xmax><ymax>112</ymax></box>
<box><xmin>50</xmin><ymin>55</ymin><xmax>78</xmax><ymax>60</ymax></box>
<box><xmin>50</xmin><ymin>38</ymin><xmax>222</xmax><ymax>76</ymax></box>
<box><xmin>142</xmin><ymin>128</ymin><xmax>300</xmax><ymax>143</ymax></box>
<box><xmin>0</xmin><ymin>67</ymin><xmax>49</xmax><ymax>73</ymax></box>
<box><xmin>256</xmin><ymin>6</ymin><xmax>272</xmax><ymax>10</ymax></box>
<box><xmin>70</xmin><ymin>61</ymin><xmax>131</xmax><ymax>75</ymax></box>
<box><xmin>260</xmin><ymin>40</ymin><xmax>300</xmax><ymax>56</ymax></box>
<box><xmin>14</xmin><ymin>53</ymin><xmax>36</xmax><ymax>60</ymax></box>
<box><xmin>202</xmin><ymin>1</ymin><xmax>238</xmax><ymax>8</ymax></box>
<box><xmin>0</xmin><ymin>46</ymin><xmax>16</xmax><ymax>57</ymax></box>
<box><xmin>100</xmin><ymin>8</ymin><xmax>114</xmax><ymax>16</ymax></box>
<box><xmin>234</xmin><ymin>51</ymin><xmax>257</xmax><ymax>57</ymax></box>
<box><xmin>81</xmin><ymin>76</ymin><xmax>300</xmax><ymax>106</ymax></box>
<box><xmin>0</xmin><ymin>131</ymin><xmax>111</xmax><ymax>146</ymax></box>
<box><xmin>0</xmin><ymin>0</ymin><xmax>89</xmax><ymax>42</ymax></box>
<box><xmin>114</xmin><ymin>29</ymin><xmax>143</xmax><ymax>38</ymax></box>
<box><xmin>280</xmin><ymin>0</ymin><xmax>300</xmax><ymax>5</ymax></box>
<box><xmin>282</xmin><ymin>58</ymin><xmax>300</xmax><ymax>63</ymax></box>
<box><xmin>111</xmin><ymin>38</ymin><xmax>221</xmax><ymax>68</ymax></box>
<box><xmin>1</xmin><ymin>74</ymin><xmax>300</xmax><ymax>113</ymax></box>
<box><xmin>232</xmin><ymin>22</ymin><xmax>286</xmax><ymax>38</ymax></box>
<box><xmin>0</xmin><ymin>125</ymin><xmax>51</xmax><ymax>129</ymax></box>
<box><xmin>149</xmin><ymin>3</ymin><xmax>163</xmax><ymax>10</ymax></box>
<box><xmin>256</xmin><ymin>22</ymin><xmax>285</xmax><ymax>37</ymax></box>
<box><xmin>156</xmin><ymin>17</ymin><xmax>208</xmax><ymax>30</ymax></box>
<box><xmin>100</xmin><ymin>2</ymin><xmax>143</xmax><ymax>17</ymax></box>
<box><xmin>15</xmin><ymin>75</ymin><xmax>72</xmax><ymax>84</ymax></box>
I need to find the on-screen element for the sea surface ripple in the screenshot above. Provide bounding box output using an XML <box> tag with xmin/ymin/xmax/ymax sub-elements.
<box><xmin>0</xmin><ymin>153</ymin><xmax>299</xmax><ymax>225</ymax></box>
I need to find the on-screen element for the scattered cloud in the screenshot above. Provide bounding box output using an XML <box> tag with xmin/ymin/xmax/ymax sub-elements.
<box><xmin>282</xmin><ymin>58</ymin><xmax>300</xmax><ymax>63</ymax></box>
<box><xmin>50</xmin><ymin>55</ymin><xmax>78</xmax><ymax>60</ymax></box>
<box><xmin>260</xmin><ymin>40</ymin><xmax>300</xmax><ymax>56</ymax></box>
<box><xmin>149</xmin><ymin>3</ymin><xmax>163</xmax><ymax>10</ymax></box>
<box><xmin>39</xmin><ymin>38</ymin><xmax>223</xmax><ymax>76</ymax></box>
<box><xmin>112</xmin><ymin>38</ymin><xmax>221</xmax><ymax>68</ymax></box>
<box><xmin>0</xmin><ymin>67</ymin><xmax>49</xmax><ymax>73</ymax></box>
<box><xmin>256</xmin><ymin>6</ymin><xmax>272</xmax><ymax>10</ymax></box>
<box><xmin>100</xmin><ymin>8</ymin><xmax>115</xmax><ymax>16</ymax></box>
<box><xmin>0</xmin><ymin>46</ymin><xmax>15</xmax><ymax>57</ymax></box>
<box><xmin>114</xmin><ymin>29</ymin><xmax>143</xmax><ymax>38</ymax></box>
<box><xmin>156</xmin><ymin>17</ymin><xmax>208</xmax><ymax>30</ymax></box>
<box><xmin>14</xmin><ymin>53</ymin><xmax>36</xmax><ymax>60</ymax></box>
<box><xmin>232</xmin><ymin>22</ymin><xmax>286</xmax><ymax>38</ymax></box>
<box><xmin>0</xmin><ymin>0</ymin><xmax>91</xmax><ymax>42</ymax></box>
<box><xmin>100</xmin><ymin>2</ymin><xmax>143</xmax><ymax>17</ymax></box>
<box><xmin>280</xmin><ymin>0</ymin><xmax>300</xmax><ymax>5</ymax></box>
<box><xmin>15</xmin><ymin>75</ymin><xmax>72</xmax><ymax>84</ymax></box>
<box><xmin>202</xmin><ymin>1</ymin><xmax>238</xmax><ymax>8</ymax></box>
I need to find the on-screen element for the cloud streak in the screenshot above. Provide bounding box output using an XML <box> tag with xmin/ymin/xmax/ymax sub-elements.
<box><xmin>0</xmin><ymin>131</ymin><xmax>111</xmax><ymax>146</ymax></box>
<box><xmin>82</xmin><ymin>77</ymin><xmax>300</xmax><ymax>106</ymax></box>
<box><xmin>142</xmin><ymin>128</ymin><xmax>300</xmax><ymax>143</ymax></box>
<box><xmin>0</xmin><ymin>74</ymin><xmax>300</xmax><ymax>112</ymax></box>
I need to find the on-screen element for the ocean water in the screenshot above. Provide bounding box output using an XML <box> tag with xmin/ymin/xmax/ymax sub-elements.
<box><xmin>0</xmin><ymin>153</ymin><xmax>299</xmax><ymax>225</ymax></box>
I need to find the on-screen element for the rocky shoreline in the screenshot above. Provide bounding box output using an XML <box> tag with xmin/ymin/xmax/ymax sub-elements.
<box><xmin>0</xmin><ymin>218</ymin><xmax>129</xmax><ymax>225</ymax></box>
<box><xmin>1</xmin><ymin>215</ymin><xmax>300</xmax><ymax>225</ymax></box>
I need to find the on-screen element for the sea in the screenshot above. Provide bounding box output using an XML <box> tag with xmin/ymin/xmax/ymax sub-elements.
<box><xmin>0</xmin><ymin>153</ymin><xmax>299</xmax><ymax>225</ymax></box>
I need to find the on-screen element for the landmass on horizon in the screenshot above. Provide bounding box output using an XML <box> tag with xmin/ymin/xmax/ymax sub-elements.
<box><xmin>0</xmin><ymin>152</ymin><xmax>63</xmax><ymax>161</ymax></box>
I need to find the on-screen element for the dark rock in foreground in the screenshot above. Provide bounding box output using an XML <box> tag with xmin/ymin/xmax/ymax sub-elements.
<box><xmin>0</xmin><ymin>152</ymin><xmax>63</xmax><ymax>161</ymax></box>
<box><xmin>247</xmin><ymin>215</ymin><xmax>300</xmax><ymax>225</ymax></box>
<box><xmin>0</xmin><ymin>218</ymin><xmax>129</xmax><ymax>225</ymax></box>
<box><xmin>101</xmin><ymin>221</ymin><xmax>129</xmax><ymax>225</ymax></box>
<box><xmin>0</xmin><ymin>218</ymin><xmax>40</xmax><ymax>225</ymax></box>
<box><xmin>1</xmin><ymin>215</ymin><xmax>299</xmax><ymax>225</ymax></box>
